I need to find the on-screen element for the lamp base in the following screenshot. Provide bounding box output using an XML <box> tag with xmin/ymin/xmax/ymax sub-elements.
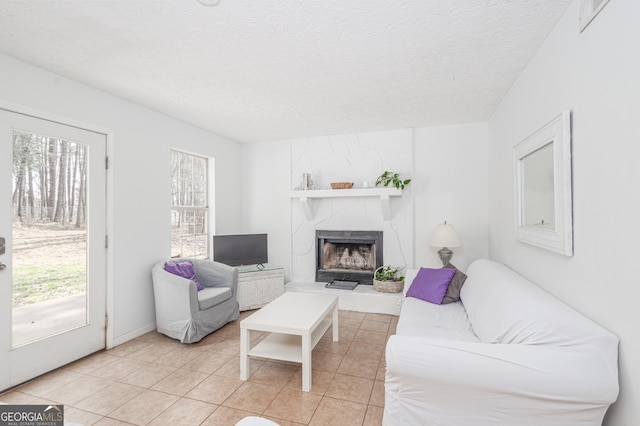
<box><xmin>437</xmin><ymin>247</ymin><xmax>453</xmax><ymax>266</ymax></box>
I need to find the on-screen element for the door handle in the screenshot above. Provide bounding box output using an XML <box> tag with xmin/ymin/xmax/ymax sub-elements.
<box><xmin>0</xmin><ymin>263</ymin><xmax>6</xmax><ymax>271</ymax></box>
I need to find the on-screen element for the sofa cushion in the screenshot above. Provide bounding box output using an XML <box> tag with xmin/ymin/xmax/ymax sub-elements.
<box><xmin>403</xmin><ymin>269</ymin><xmax>418</xmax><ymax>296</ymax></box>
<box><xmin>396</xmin><ymin>297</ymin><xmax>478</xmax><ymax>342</ymax></box>
<box><xmin>198</xmin><ymin>287</ymin><xmax>232</xmax><ymax>310</ymax></box>
<box><xmin>406</xmin><ymin>267</ymin><xmax>457</xmax><ymax>304</ymax></box>
<box><xmin>440</xmin><ymin>262</ymin><xmax>467</xmax><ymax>304</ymax></box>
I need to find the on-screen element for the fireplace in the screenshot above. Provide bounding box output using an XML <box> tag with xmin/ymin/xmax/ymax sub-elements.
<box><xmin>316</xmin><ymin>230</ymin><xmax>383</xmax><ymax>284</ymax></box>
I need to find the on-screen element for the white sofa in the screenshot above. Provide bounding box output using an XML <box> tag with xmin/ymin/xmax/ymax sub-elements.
<box><xmin>384</xmin><ymin>259</ymin><xmax>619</xmax><ymax>426</ymax></box>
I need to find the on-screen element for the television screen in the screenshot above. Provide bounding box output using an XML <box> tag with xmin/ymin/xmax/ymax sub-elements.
<box><xmin>213</xmin><ymin>233</ymin><xmax>268</xmax><ymax>266</ymax></box>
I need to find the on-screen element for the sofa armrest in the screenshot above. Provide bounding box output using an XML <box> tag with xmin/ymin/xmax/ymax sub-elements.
<box><xmin>384</xmin><ymin>334</ymin><xmax>618</xmax><ymax>426</ymax></box>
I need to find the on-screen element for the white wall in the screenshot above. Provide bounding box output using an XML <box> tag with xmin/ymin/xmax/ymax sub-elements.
<box><xmin>413</xmin><ymin>123</ymin><xmax>489</xmax><ymax>270</ymax></box>
<box><xmin>0</xmin><ymin>53</ymin><xmax>243</xmax><ymax>345</ymax></box>
<box><xmin>240</xmin><ymin>141</ymin><xmax>292</xmax><ymax>280</ymax></box>
<box><xmin>488</xmin><ymin>1</ymin><xmax>640</xmax><ymax>423</ymax></box>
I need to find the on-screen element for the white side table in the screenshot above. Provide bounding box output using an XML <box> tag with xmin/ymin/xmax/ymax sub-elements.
<box><xmin>236</xmin><ymin>264</ymin><xmax>284</xmax><ymax>311</ymax></box>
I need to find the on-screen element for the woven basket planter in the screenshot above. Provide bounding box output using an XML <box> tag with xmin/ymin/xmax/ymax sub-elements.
<box><xmin>373</xmin><ymin>266</ymin><xmax>404</xmax><ymax>293</ymax></box>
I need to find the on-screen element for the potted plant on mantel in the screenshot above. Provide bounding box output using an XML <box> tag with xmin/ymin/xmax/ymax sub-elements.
<box><xmin>373</xmin><ymin>266</ymin><xmax>405</xmax><ymax>293</ymax></box>
<box><xmin>375</xmin><ymin>171</ymin><xmax>411</xmax><ymax>190</ymax></box>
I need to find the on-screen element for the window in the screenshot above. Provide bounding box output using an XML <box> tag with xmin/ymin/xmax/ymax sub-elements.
<box><xmin>170</xmin><ymin>150</ymin><xmax>209</xmax><ymax>258</ymax></box>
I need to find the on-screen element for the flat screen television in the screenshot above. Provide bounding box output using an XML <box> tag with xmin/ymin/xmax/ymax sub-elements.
<box><xmin>213</xmin><ymin>233</ymin><xmax>268</xmax><ymax>266</ymax></box>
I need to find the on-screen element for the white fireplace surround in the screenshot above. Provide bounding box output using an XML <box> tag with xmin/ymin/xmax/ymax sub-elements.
<box><xmin>289</xmin><ymin>131</ymin><xmax>414</xmax><ymax>286</ymax></box>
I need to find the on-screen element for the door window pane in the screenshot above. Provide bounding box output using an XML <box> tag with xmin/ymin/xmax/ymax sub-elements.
<box><xmin>12</xmin><ymin>132</ymin><xmax>88</xmax><ymax>347</ymax></box>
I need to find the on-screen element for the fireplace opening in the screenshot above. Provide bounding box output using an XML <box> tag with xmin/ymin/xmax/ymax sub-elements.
<box><xmin>316</xmin><ymin>230</ymin><xmax>383</xmax><ymax>284</ymax></box>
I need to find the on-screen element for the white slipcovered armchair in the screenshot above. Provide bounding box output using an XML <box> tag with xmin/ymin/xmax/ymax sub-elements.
<box><xmin>151</xmin><ymin>258</ymin><xmax>240</xmax><ymax>343</ymax></box>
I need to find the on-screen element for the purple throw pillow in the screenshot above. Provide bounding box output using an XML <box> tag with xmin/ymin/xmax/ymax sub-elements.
<box><xmin>164</xmin><ymin>260</ymin><xmax>204</xmax><ymax>291</ymax></box>
<box><xmin>406</xmin><ymin>267</ymin><xmax>457</xmax><ymax>304</ymax></box>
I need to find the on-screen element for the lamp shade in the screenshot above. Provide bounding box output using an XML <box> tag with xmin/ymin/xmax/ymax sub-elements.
<box><xmin>430</xmin><ymin>223</ymin><xmax>461</xmax><ymax>248</ymax></box>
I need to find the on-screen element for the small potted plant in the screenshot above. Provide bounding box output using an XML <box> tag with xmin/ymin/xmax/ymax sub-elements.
<box><xmin>373</xmin><ymin>265</ymin><xmax>405</xmax><ymax>293</ymax></box>
<box><xmin>375</xmin><ymin>171</ymin><xmax>411</xmax><ymax>190</ymax></box>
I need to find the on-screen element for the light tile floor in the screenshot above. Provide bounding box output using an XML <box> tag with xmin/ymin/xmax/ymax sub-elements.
<box><xmin>1</xmin><ymin>310</ymin><xmax>397</xmax><ymax>426</ymax></box>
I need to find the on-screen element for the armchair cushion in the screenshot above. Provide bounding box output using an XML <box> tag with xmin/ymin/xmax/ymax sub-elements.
<box><xmin>198</xmin><ymin>287</ymin><xmax>233</xmax><ymax>310</ymax></box>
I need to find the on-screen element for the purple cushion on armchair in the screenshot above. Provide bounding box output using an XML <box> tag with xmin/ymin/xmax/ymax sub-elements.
<box><xmin>406</xmin><ymin>267</ymin><xmax>457</xmax><ymax>304</ymax></box>
<box><xmin>164</xmin><ymin>260</ymin><xmax>204</xmax><ymax>291</ymax></box>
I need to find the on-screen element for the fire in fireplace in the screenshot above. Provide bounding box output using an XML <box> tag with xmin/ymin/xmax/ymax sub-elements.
<box><xmin>316</xmin><ymin>230</ymin><xmax>383</xmax><ymax>284</ymax></box>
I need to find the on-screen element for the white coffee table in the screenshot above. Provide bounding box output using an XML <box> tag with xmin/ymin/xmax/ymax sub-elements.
<box><xmin>239</xmin><ymin>292</ymin><xmax>339</xmax><ymax>392</ymax></box>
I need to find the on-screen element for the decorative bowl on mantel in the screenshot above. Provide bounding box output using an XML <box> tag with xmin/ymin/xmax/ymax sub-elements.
<box><xmin>330</xmin><ymin>182</ymin><xmax>354</xmax><ymax>189</ymax></box>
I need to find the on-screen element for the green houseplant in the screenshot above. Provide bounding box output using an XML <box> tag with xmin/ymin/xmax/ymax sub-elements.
<box><xmin>373</xmin><ymin>265</ymin><xmax>405</xmax><ymax>293</ymax></box>
<box><xmin>375</xmin><ymin>171</ymin><xmax>411</xmax><ymax>190</ymax></box>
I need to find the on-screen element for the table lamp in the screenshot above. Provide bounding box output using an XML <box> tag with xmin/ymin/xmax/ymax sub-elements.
<box><xmin>430</xmin><ymin>221</ymin><xmax>461</xmax><ymax>266</ymax></box>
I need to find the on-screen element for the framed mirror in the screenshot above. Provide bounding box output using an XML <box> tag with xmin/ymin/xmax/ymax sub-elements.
<box><xmin>514</xmin><ymin>111</ymin><xmax>573</xmax><ymax>256</ymax></box>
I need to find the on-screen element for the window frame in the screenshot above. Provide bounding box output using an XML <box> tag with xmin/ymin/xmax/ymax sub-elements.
<box><xmin>170</xmin><ymin>149</ymin><xmax>211</xmax><ymax>259</ymax></box>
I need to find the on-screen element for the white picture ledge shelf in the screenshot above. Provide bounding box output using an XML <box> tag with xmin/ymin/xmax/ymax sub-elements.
<box><xmin>290</xmin><ymin>188</ymin><xmax>402</xmax><ymax>220</ymax></box>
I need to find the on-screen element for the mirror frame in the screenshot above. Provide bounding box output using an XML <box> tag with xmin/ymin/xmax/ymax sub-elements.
<box><xmin>514</xmin><ymin>111</ymin><xmax>573</xmax><ymax>256</ymax></box>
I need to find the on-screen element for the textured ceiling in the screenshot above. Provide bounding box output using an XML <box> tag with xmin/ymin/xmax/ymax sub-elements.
<box><xmin>0</xmin><ymin>1</ymin><xmax>572</xmax><ymax>143</ymax></box>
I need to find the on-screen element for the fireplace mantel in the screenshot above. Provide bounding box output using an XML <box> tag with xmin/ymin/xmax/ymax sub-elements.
<box><xmin>290</xmin><ymin>188</ymin><xmax>402</xmax><ymax>220</ymax></box>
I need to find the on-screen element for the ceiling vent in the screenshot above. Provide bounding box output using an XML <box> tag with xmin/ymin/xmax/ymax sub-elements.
<box><xmin>579</xmin><ymin>0</ymin><xmax>611</xmax><ymax>32</ymax></box>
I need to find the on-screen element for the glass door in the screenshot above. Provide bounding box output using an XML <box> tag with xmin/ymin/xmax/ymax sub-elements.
<box><xmin>0</xmin><ymin>109</ymin><xmax>107</xmax><ymax>391</ymax></box>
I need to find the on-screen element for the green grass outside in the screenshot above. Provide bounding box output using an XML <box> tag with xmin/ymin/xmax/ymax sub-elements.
<box><xmin>12</xmin><ymin>263</ymin><xmax>86</xmax><ymax>307</ymax></box>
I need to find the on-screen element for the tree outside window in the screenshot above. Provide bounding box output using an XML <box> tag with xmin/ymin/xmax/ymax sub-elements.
<box><xmin>170</xmin><ymin>150</ymin><xmax>209</xmax><ymax>258</ymax></box>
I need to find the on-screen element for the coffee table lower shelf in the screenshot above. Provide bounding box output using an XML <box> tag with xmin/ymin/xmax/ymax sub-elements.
<box><xmin>248</xmin><ymin>316</ymin><xmax>333</xmax><ymax>363</ymax></box>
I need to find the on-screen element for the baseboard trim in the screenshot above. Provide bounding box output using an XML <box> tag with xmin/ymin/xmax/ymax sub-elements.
<box><xmin>110</xmin><ymin>323</ymin><xmax>156</xmax><ymax>348</ymax></box>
